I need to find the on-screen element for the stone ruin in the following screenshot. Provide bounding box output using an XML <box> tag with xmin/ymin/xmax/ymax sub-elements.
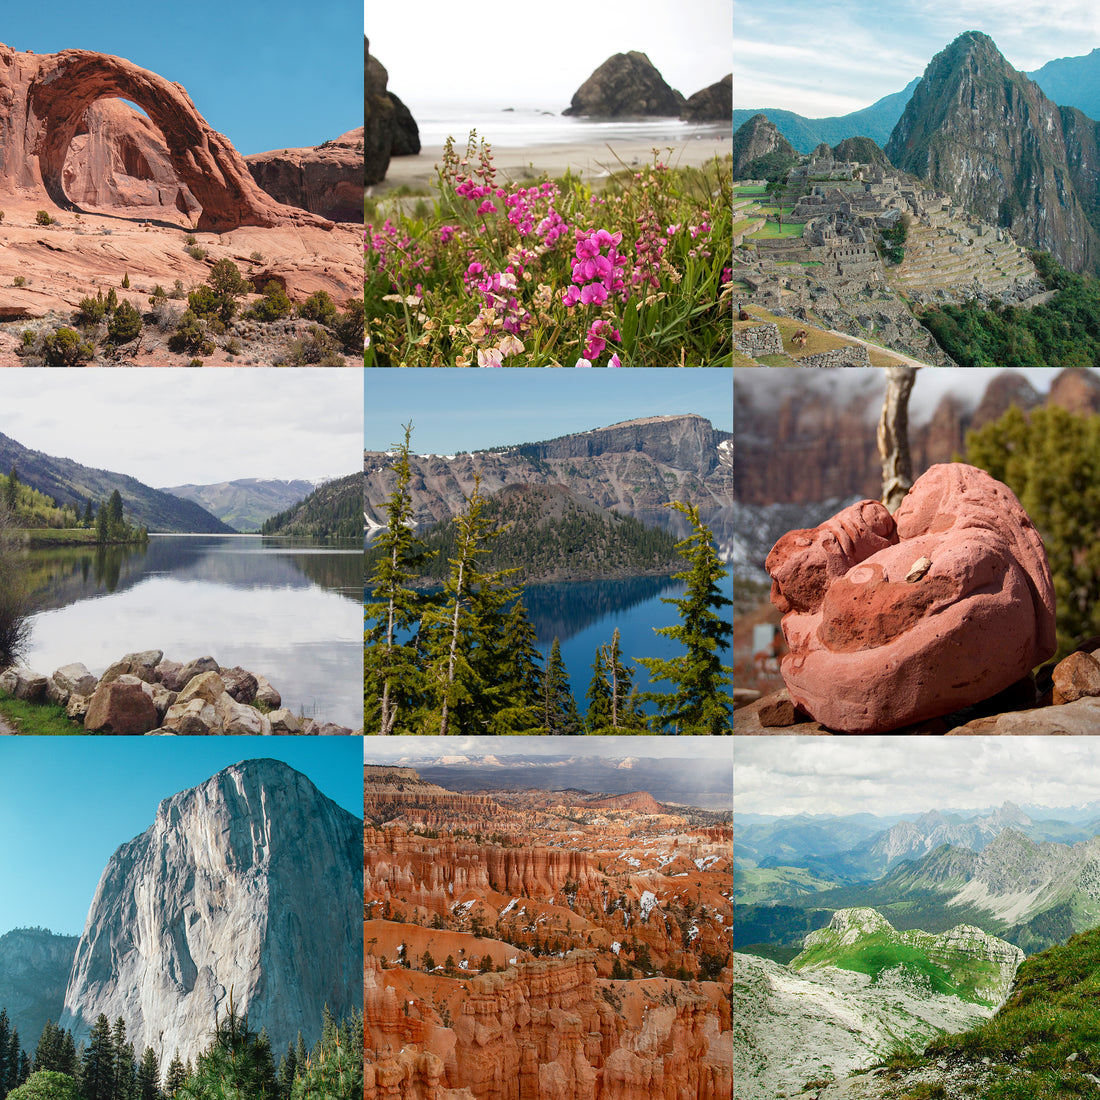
<box><xmin>765</xmin><ymin>464</ymin><xmax>1057</xmax><ymax>733</ymax></box>
<box><xmin>0</xmin><ymin>43</ymin><xmax>330</xmax><ymax>232</ymax></box>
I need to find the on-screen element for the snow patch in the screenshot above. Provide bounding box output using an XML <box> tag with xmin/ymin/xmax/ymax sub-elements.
<box><xmin>639</xmin><ymin>890</ymin><xmax>658</xmax><ymax>920</ymax></box>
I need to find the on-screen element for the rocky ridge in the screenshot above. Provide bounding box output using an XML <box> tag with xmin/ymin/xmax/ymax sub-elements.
<box><xmin>58</xmin><ymin>758</ymin><xmax>362</xmax><ymax>1064</ymax></box>
<box><xmin>885</xmin><ymin>31</ymin><xmax>1100</xmax><ymax>273</ymax></box>
<box><xmin>562</xmin><ymin>52</ymin><xmax>684</xmax><ymax>117</ymax></box>
<box><xmin>0</xmin><ymin>649</ymin><xmax>359</xmax><ymax>736</ymax></box>
<box><xmin>0</xmin><ymin>928</ymin><xmax>80</xmax><ymax>1053</ymax></box>
<box><xmin>365</xmin><ymin>414</ymin><xmax>732</xmax><ymax>543</ymax></box>
<box><xmin>732</xmin><ymin>114</ymin><xmax>796</xmax><ymax>178</ymax></box>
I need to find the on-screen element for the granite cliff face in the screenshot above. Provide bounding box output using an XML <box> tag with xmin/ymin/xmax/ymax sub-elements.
<box><xmin>0</xmin><ymin>928</ymin><xmax>79</xmax><ymax>1051</ymax></box>
<box><xmin>59</xmin><ymin>759</ymin><xmax>362</xmax><ymax>1064</ymax></box>
<box><xmin>886</xmin><ymin>31</ymin><xmax>1100</xmax><ymax>273</ymax></box>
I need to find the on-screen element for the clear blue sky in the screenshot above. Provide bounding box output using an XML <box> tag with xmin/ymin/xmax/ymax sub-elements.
<box><xmin>737</xmin><ymin>0</ymin><xmax>1100</xmax><ymax>118</ymax></box>
<box><xmin>2</xmin><ymin>2</ymin><xmax>360</xmax><ymax>154</ymax></box>
<box><xmin>364</xmin><ymin>369</ymin><xmax>733</xmax><ymax>454</ymax></box>
<box><xmin>0</xmin><ymin>739</ymin><xmax>362</xmax><ymax>936</ymax></box>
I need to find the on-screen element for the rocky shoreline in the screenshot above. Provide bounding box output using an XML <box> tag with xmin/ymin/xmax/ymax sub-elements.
<box><xmin>0</xmin><ymin>650</ymin><xmax>359</xmax><ymax>735</ymax></box>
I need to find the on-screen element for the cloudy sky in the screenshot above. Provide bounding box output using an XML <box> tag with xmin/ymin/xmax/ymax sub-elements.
<box><xmin>365</xmin><ymin>368</ymin><xmax>732</xmax><ymax>455</ymax></box>
<box><xmin>365</xmin><ymin>735</ymin><xmax>734</xmax><ymax>765</ymax></box>
<box><xmin>735</xmin><ymin>736</ymin><xmax>1100</xmax><ymax>817</ymax></box>
<box><xmin>369</xmin><ymin>0</ymin><xmax>732</xmax><ymax>110</ymax></box>
<box><xmin>1</xmin><ymin>3</ymin><xmax>359</xmax><ymax>154</ymax></box>
<box><xmin>735</xmin><ymin>0</ymin><xmax>1100</xmax><ymax>117</ymax></box>
<box><xmin>0</xmin><ymin>370</ymin><xmax>362</xmax><ymax>486</ymax></box>
<box><xmin>0</xmin><ymin>739</ymin><xmax>361</xmax><ymax>934</ymax></box>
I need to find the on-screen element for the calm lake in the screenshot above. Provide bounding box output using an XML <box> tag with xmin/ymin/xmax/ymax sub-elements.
<box><xmin>21</xmin><ymin>535</ymin><xmax>363</xmax><ymax>728</ymax></box>
<box><xmin>365</xmin><ymin>571</ymin><xmax>734</xmax><ymax>720</ymax></box>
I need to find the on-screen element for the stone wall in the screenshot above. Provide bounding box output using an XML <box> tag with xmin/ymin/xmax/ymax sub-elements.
<box><xmin>797</xmin><ymin>344</ymin><xmax>871</xmax><ymax>368</ymax></box>
<box><xmin>733</xmin><ymin>322</ymin><xmax>782</xmax><ymax>356</ymax></box>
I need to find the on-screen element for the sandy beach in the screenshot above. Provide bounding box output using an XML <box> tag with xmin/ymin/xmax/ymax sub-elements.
<box><xmin>373</xmin><ymin>134</ymin><xmax>731</xmax><ymax>193</ymax></box>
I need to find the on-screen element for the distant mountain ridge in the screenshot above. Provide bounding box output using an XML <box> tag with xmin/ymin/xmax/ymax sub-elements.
<box><xmin>260</xmin><ymin>473</ymin><xmax>360</xmax><ymax>539</ymax></box>
<box><xmin>0</xmin><ymin>928</ymin><xmax>79</xmax><ymax>1056</ymax></box>
<box><xmin>365</xmin><ymin>413</ymin><xmax>732</xmax><ymax>549</ymax></box>
<box><xmin>160</xmin><ymin>477</ymin><xmax>320</xmax><ymax>532</ymax></box>
<box><xmin>0</xmin><ymin>432</ymin><xmax>233</xmax><ymax>534</ymax></box>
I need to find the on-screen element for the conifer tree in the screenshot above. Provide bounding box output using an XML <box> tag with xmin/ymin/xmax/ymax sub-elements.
<box><xmin>586</xmin><ymin>629</ymin><xmax>648</xmax><ymax>733</ymax></box>
<box><xmin>584</xmin><ymin>647</ymin><xmax>613</xmax><ymax>732</ymax></box>
<box><xmin>178</xmin><ymin>995</ymin><xmax>275</xmax><ymax>1100</ymax></box>
<box><xmin>112</xmin><ymin>1016</ymin><xmax>135</xmax><ymax>1100</ymax></box>
<box><xmin>0</xmin><ymin>1006</ymin><xmax>11</xmax><ymax>1095</ymax></box>
<box><xmin>163</xmin><ymin>1053</ymin><xmax>186</xmax><ymax>1099</ymax></box>
<box><xmin>80</xmin><ymin>1015</ymin><xmax>115</xmax><ymax>1100</ymax></box>
<box><xmin>483</xmin><ymin>598</ymin><xmax>543</xmax><ymax>734</ymax></box>
<box><xmin>3</xmin><ymin>466</ymin><xmax>17</xmax><ymax>512</ymax></box>
<box><xmin>541</xmin><ymin>639</ymin><xmax>581</xmax><ymax>734</ymax></box>
<box><xmin>136</xmin><ymin>1047</ymin><xmax>161</xmax><ymax>1100</ymax></box>
<box><xmin>32</xmin><ymin>1023</ymin><xmax>60</xmax><ymax>1075</ymax></box>
<box><xmin>637</xmin><ymin>502</ymin><xmax>733</xmax><ymax>733</ymax></box>
<box><xmin>364</xmin><ymin>422</ymin><xmax>434</xmax><ymax>734</ymax></box>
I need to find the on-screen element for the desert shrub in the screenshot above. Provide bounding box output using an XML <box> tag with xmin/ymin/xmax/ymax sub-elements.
<box><xmin>104</xmin><ymin>288</ymin><xmax>118</xmax><ymax>313</ymax></box>
<box><xmin>121</xmin><ymin>273</ymin><xmax>130</xmax><ymax>289</ymax></box>
<box><xmin>249</xmin><ymin>250</ymin><xmax>264</xmax><ymax>263</ymax></box>
<box><xmin>151</xmin><ymin>299</ymin><xmax>182</xmax><ymax>331</ymax></box>
<box><xmin>187</xmin><ymin>285</ymin><xmax>221</xmax><ymax>321</ymax></box>
<box><xmin>185</xmin><ymin>234</ymin><xmax>197</xmax><ymax>245</ymax></box>
<box><xmin>188</xmin><ymin>358</ymin><xmax>204</xmax><ymax>367</ymax></box>
<box><xmin>169</xmin><ymin>279</ymin><xmax>187</xmax><ymax>300</ymax></box>
<box><xmin>185</xmin><ymin>244</ymin><xmax>208</xmax><ymax>261</ymax></box>
<box><xmin>42</xmin><ymin>327</ymin><xmax>95</xmax><ymax>367</ymax></box>
<box><xmin>35</xmin><ymin>210</ymin><xmax>52</xmax><ymax>226</ymax></box>
<box><xmin>247</xmin><ymin>281</ymin><xmax>293</xmax><ymax>322</ymax></box>
<box><xmin>168</xmin><ymin>310</ymin><xmax>215</xmax><ymax>356</ymax></box>
<box><xmin>334</xmin><ymin>297</ymin><xmax>365</xmax><ymax>352</ymax></box>
<box><xmin>12</xmin><ymin>276</ymin><xmax>25</xmax><ymax>288</ymax></box>
<box><xmin>296</xmin><ymin>289</ymin><xmax>337</xmax><ymax>327</ymax></box>
<box><xmin>77</xmin><ymin>293</ymin><xmax>107</xmax><ymax>325</ymax></box>
<box><xmin>107</xmin><ymin>300</ymin><xmax>142</xmax><ymax>345</ymax></box>
<box><xmin>280</xmin><ymin>325</ymin><xmax>344</xmax><ymax>366</ymax></box>
<box><xmin>206</xmin><ymin>258</ymin><xmax>250</xmax><ymax>322</ymax></box>
<box><xmin>149</xmin><ymin>284</ymin><xmax>168</xmax><ymax>300</ymax></box>
<box><xmin>224</xmin><ymin>336</ymin><xmax>242</xmax><ymax>356</ymax></box>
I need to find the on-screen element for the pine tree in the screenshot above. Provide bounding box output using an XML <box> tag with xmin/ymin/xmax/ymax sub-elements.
<box><xmin>584</xmin><ymin>648</ymin><xmax>613</xmax><ymax>732</ymax></box>
<box><xmin>163</xmin><ymin>1053</ymin><xmax>186</xmax><ymax>1099</ymax></box>
<box><xmin>136</xmin><ymin>1048</ymin><xmax>161</xmax><ymax>1100</ymax></box>
<box><xmin>177</xmin><ymin>995</ymin><xmax>275</xmax><ymax>1100</ymax></box>
<box><xmin>106</xmin><ymin>491</ymin><xmax>125</xmax><ymax>541</ymax></box>
<box><xmin>112</xmin><ymin>1017</ymin><xmax>135</xmax><ymax>1100</ymax></box>
<box><xmin>95</xmin><ymin>501</ymin><xmax>109</xmax><ymax>544</ymax></box>
<box><xmin>364</xmin><ymin>422</ymin><xmax>434</xmax><ymax>734</ymax></box>
<box><xmin>637</xmin><ymin>502</ymin><xmax>733</xmax><ymax>733</ymax></box>
<box><xmin>541</xmin><ymin>638</ymin><xmax>581</xmax><ymax>734</ymax></box>
<box><xmin>419</xmin><ymin>474</ymin><xmax>523</xmax><ymax>735</ymax></box>
<box><xmin>82</xmin><ymin>500</ymin><xmax>94</xmax><ymax>527</ymax></box>
<box><xmin>0</xmin><ymin>1007</ymin><xmax>11</xmax><ymax>1096</ymax></box>
<box><xmin>80</xmin><ymin>1015</ymin><xmax>115</xmax><ymax>1100</ymax></box>
<box><xmin>483</xmin><ymin>598</ymin><xmax>543</xmax><ymax>734</ymax></box>
<box><xmin>32</xmin><ymin>1023</ymin><xmax>60</xmax><ymax>1075</ymax></box>
<box><xmin>276</xmin><ymin>1045</ymin><xmax>296</xmax><ymax>1100</ymax></box>
<box><xmin>586</xmin><ymin>629</ymin><xmax>648</xmax><ymax>732</ymax></box>
<box><xmin>3</xmin><ymin>466</ymin><xmax>17</xmax><ymax>512</ymax></box>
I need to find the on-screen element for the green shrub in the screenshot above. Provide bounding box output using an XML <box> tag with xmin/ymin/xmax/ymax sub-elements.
<box><xmin>168</xmin><ymin>310</ymin><xmax>215</xmax><ymax>356</ymax></box>
<box><xmin>247</xmin><ymin>280</ymin><xmax>293</xmax><ymax>322</ymax></box>
<box><xmin>185</xmin><ymin>244</ymin><xmax>208</xmax><ymax>261</ymax></box>
<box><xmin>107</xmin><ymin>300</ymin><xmax>142</xmax><ymax>345</ymax></box>
<box><xmin>149</xmin><ymin>284</ymin><xmax>168</xmax><ymax>300</ymax></box>
<box><xmin>206</xmin><ymin>258</ymin><xmax>250</xmax><ymax>321</ymax></box>
<box><xmin>296</xmin><ymin>290</ymin><xmax>337</xmax><ymax>327</ymax></box>
<box><xmin>334</xmin><ymin>297</ymin><xmax>364</xmax><ymax>352</ymax></box>
<box><xmin>249</xmin><ymin>250</ymin><xmax>264</xmax><ymax>263</ymax></box>
<box><xmin>169</xmin><ymin>279</ymin><xmax>187</xmax><ymax>299</ymax></box>
<box><xmin>12</xmin><ymin>275</ymin><xmax>25</xmax><ymax>288</ymax></box>
<box><xmin>281</xmin><ymin>325</ymin><xmax>344</xmax><ymax>365</ymax></box>
<box><xmin>42</xmin><ymin>328</ymin><xmax>95</xmax><ymax>367</ymax></box>
<box><xmin>121</xmin><ymin>272</ymin><xmax>130</xmax><ymax>289</ymax></box>
<box><xmin>187</xmin><ymin>285</ymin><xmax>221</xmax><ymax>321</ymax></box>
<box><xmin>77</xmin><ymin>293</ymin><xmax>106</xmax><ymax>326</ymax></box>
<box><xmin>35</xmin><ymin>210</ymin><xmax>52</xmax><ymax>226</ymax></box>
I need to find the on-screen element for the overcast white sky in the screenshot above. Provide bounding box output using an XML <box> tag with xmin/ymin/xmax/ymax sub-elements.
<box><xmin>735</xmin><ymin>0</ymin><xmax>1100</xmax><ymax>117</ymax></box>
<box><xmin>0</xmin><ymin>370</ymin><xmax>362</xmax><ymax>486</ymax></box>
<box><xmin>368</xmin><ymin>0</ymin><xmax>732</xmax><ymax>109</ymax></box>
<box><xmin>736</xmin><ymin>737</ymin><xmax>1100</xmax><ymax>816</ymax></box>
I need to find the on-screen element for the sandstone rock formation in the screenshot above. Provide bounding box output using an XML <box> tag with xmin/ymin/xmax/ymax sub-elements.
<box><xmin>766</xmin><ymin>464</ymin><xmax>1057</xmax><ymax>732</ymax></box>
<box><xmin>680</xmin><ymin>75</ymin><xmax>731</xmax><ymax>122</ymax></box>
<box><xmin>364</xmin><ymin>768</ymin><xmax>732</xmax><ymax>1097</ymax></box>
<box><xmin>59</xmin><ymin>759</ymin><xmax>362</xmax><ymax>1064</ymax></box>
<box><xmin>562</xmin><ymin>52</ymin><xmax>683</xmax><ymax>117</ymax></box>
<box><xmin>245</xmin><ymin>128</ymin><xmax>364</xmax><ymax>222</ymax></box>
<box><xmin>0</xmin><ymin>43</ymin><xmax>328</xmax><ymax>232</ymax></box>
<box><xmin>63</xmin><ymin>99</ymin><xmax>200</xmax><ymax>216</ymax></box>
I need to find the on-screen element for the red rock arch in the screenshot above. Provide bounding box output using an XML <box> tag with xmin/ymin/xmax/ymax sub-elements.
<box><xmin>11</xmin><ymin>46</ymin><xmax>326</xmax><ymax>232</ymax></box>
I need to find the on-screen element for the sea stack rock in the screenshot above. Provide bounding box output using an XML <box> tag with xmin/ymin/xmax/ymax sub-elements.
<box><xmin>681</xmin><ymin>74</ymin><xmax>732</xmax><ymax>122</ymax></box>
<box><xmin>765</xmin><ymin>464</ymin><xmax>1057</xmax><ymax>733</ymax></box>
<box><xmin>562</xmin><ymin>51</ymin><xmax>683</xmax><ymax>117</ymax></box>
<box><xmin>364</xmin><ymin>36</ymin><xmax>420</xmax><ymax>186</ymax></box>
<box><xmin>58</xmin><ymin>759</ymin><xmax>362</xmax><ymax>1064</ymax></box>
